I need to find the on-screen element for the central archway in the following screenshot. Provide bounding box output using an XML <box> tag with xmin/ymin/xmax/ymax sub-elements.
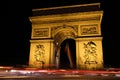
<box><xmin>53</xmin><ymin>28</ymin><xmax>77</xmax><ymax>69</ymax></box>
<box><xmin>59</xmin><ymin>39</ymin><xmax>76</xmax><ymax>69</ymax></box>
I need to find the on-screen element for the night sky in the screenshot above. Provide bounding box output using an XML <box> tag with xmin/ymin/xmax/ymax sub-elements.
<box><xmin>5</xmin><ymin>0</ymin><xmax>120</xmax><ymax>68</ymax></box>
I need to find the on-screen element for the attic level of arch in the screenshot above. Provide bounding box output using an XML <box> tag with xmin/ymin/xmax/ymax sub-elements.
<box><xmin>32</xmin><ymin>3</ymin><xmax>101</xmax><ymax>16</ymax></box>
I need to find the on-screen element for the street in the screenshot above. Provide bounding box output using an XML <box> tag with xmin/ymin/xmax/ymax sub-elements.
<box><xmin>0</xmin><ymin>67</ymin><xmax>120</xmax><ymax>80</ymax></box>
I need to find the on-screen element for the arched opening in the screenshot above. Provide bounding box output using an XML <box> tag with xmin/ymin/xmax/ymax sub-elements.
<box><xmin>59</xmin><ymin>39</ymin><xmax>76</xmax><ymax>69</ymax></box>
<box><xmin>53</xmin><ymin>26</ymin><xmax>77</xmax><ymax>69</ymax></box>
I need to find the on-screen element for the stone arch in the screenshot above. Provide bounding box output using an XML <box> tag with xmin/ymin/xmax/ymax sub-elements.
<box><xmin>54</xmin><ymin>30</ymin><xmax>75</xmax><ymax>47</ymax></box>
<box><xmin>53</xmin><ymin>25</ymin><xmax>77</xmax><ymax>47</ymax></box>
<box><xmin>53</xmin><ymin>26</ymin><xmax>77</xmax><ymax>69</ymax></box>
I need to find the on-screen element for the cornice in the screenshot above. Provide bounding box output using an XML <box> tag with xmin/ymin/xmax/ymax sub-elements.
<box><xmin>29</xmin><ymin>11</ymin><xmax>103</xmax><ymax>24</ymax></box>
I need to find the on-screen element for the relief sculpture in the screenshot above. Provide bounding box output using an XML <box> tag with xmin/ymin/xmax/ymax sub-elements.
<box><xmin>81</xmin><ymin>24</ymin><xmax>99</xmax><ymax>35</ymax></box>
<box><xmin>33</xmin><ymin>44</ymin><xmax>45</xmax><ymax>68</ymax></box>
<box><xmin>83</xmin><ymin>41</ymin><xmax>97</xmax><ymax>65</ymax></box>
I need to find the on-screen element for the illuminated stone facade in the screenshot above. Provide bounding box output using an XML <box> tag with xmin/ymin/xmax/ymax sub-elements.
<box><xmin>29</xmin><ymin>3</ymin><xmax>104</xmax><ymax>70</ymax></box>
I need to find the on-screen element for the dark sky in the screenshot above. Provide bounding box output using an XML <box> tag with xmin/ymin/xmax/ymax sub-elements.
<box><xmin>5</xmin><ymin>0</ymin><xmax>120</xmax><ymax>68</ymax></box>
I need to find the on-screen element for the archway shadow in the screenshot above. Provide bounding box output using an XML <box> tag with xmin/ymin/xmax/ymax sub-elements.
<box><xmin>59</xmin><ymin>39</ymin><xmax>76</xmax><ymax>69</ymax></box>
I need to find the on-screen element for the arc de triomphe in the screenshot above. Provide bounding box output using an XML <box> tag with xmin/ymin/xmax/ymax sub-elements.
<box><xmin>29</xmin><ymin>3</ymin><xmax>104</xmax><ymax>70</ymax></box>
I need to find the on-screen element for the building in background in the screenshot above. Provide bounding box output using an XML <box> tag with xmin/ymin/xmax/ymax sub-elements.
<box><xmin>29</xmin><ymin>3</ymin><xmax>104</xmax><ymax>70</ymax></box>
